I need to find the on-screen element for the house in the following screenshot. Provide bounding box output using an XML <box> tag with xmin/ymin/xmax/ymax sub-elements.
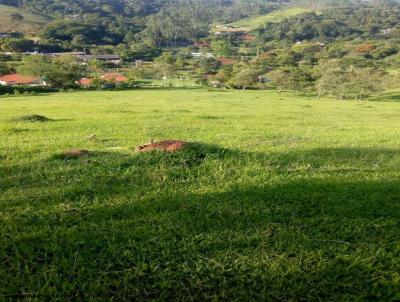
<box><xmin>0</xmin><ymin>74</ymin><xmax>46</xmax><ymax>86</ymax></box>
<box><xmin>44</xmin><ymin>52</ymin><xmax>86</xmax><ymax>57</ymax></box>
<box><xmin>191</xmin><ymin>52</ymin><xmax>214</xmax><ymax>58</ymax></box>
<box><xmin>76</xmin><ymin>54</ymin><xmax>122</xmax><ymax>65</ymax></box>
<box><xmin>194</xmin><ymin>41</ymin><xmax>210</xmax><ymax>48</ymax></box>
<box><xmin>78</xmin><ymin>78</ymin><xmax>94</xmax><ymax>87</ymax></box>
<box><xmin>0</xmin><ymin>32</ymin><xmax>23</xmax><ymax>39</ymax></box>
<box><xmin>100</xmin><ymin>73</ymin><xmax>128</xmax><ymax>82</ymax></box>
<box><xmin>78</xmin><ymin>73</ymin><xmax>128</xmax><ymax>87</ymax></box>
<box><xmin>217</xmin><ymin>57</ymin><xmax>237</xmax><ymax>65</ymax></box>
<box><xmin>240</xmin><ymin>34</ymin><xmax>256</xmax><ymax>41</ymax></box>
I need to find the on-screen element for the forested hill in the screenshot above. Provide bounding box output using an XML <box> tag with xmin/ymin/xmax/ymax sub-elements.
<box><xmin>0</xmin><ymin>0</ymin><xmax>383</xmax><ymax>19</ymax></box>
<box><xmin>0</xmin><ymin>0</ymin><xmax>284</xmax><ymax>19</ymax></box>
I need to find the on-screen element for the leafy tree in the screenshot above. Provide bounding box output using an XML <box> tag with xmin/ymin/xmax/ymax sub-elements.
<box><xmin>315</xmin><ymin>59</ymin><xmax>346</xmax><ymax>99</ymax></box>
<box><xmin>0</xmin><ymin>62</ymin><xmax>10</xmax><ymax>75</ymax></box>
<box><xmin>315</xmin><ymin>59</ymin><xmax>385</xmax><ymax>99</ymax></box>
<box><xmin>231</xmin><ymin>69</ymin><xmax>261</xmax><ymax>90</ymax></box>
<box><xmin>154</xmin><ymin>52</ymin><xmax>176</xmax><ymax>80</ymax></box>
<box><xmin>198</xmin><ymin>57</ymin><xmax>221</xmax><ymax>75</ymax></box>
<box><xmin>0</xmin><ymin>38</ymin><xmax>35</xmax><ymax>52</ymax></box>
<box><xmin>17</xmin><ymin>55</ymin><xmax>85</xmax><ymax>87</ymax></box>
<box><xmin>71</xmin><ymin>35</ymin><xmax>90</xmax><ymax>52</ymax></box>
<box><xmin>268</xmin><ymin>67</ymin><xmax>313</xmax><ymax>92</ymax></box>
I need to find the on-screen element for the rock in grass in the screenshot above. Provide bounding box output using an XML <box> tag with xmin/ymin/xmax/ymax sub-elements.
<box><xmin>13</xmin><ymin>114</ymin><xmax>51</xmax><ymax>122</ymax></box>
<box><xmin>136</xmin><ymin>140</ymin><xmax>187</xmax><ymax>153</ymax></box>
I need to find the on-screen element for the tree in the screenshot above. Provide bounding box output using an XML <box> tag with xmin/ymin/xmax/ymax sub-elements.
<box><xmin>17</xmin><ymin>55</ymin><xmax>85</xmax><ymax>88</ymax></box>
<box><xmin>0</xmin><ymin>38</ymin><xmax>35</xmax><ymax>52</ymax></box>
<box><xmin>315</xmin><ymin>59</ymin><xmax>385</xmax><ymax>100</ymax></box>
<box><xmin>198</xmin><ymin>57</ymin><xmax>221</xmax><ymax>75</ymax></box>
<box><xmin>268</xmin><ymin>67</ymin><xmax>313</xmax><ymax>92</ymax></box>
<box><xmin>17</xmin><ymin>55</ymin><xmax>51</xmax><ymax>77</ymax></box>
<box><xmin>231</xmin><ymin>69</ymin><xmax>260</xmax><ymax>90</ymax></box>
<box><xmin>153</xmin><ymin>52</ymin><xmax>176</xmax><ymax>81</ymax></box>
<box><xmin>343</xmin><ymin>67</ymin><xmax>386</xmax><ymax>100</ymax></box>
<box><xmin>71</xmin><ymin>34</ymin><xmax>90</xmax><ymax>52</ymax></box>
<box><xmin>315</xmin><ymin>59</ymin><xmax>345</xmax><ymax>99</ymax></box>
<box><xmin>0</xmin><ymin>63</ymin><xmax>10</xmax><ymax>76</ymax></box>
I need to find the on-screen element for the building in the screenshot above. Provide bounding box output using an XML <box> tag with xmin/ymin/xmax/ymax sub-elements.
<box><xmin>0</xmin><ymin>32</ymin><xmax>23</xmax><ymax>39</ymax></box>
<box><xmin>76</xmin><ymin>54</ymin><xmax>122</xmax><ymax>65</ymax></box>
<box><xmin>100</xmin><ymin>73</ymin><xmax>128</xmax><ymax>82</ymax></box>
<box><xmin>44</xmin><ymin>52</ymin><xmax>86</xmax><ymax>57</ymax></box>
<box><xmin>78</xmin><ymin>78</ymin><xmax>94</xmax><ymax>87</ymax></box>
<box><xmin>191</xmin><ymin>52</ymin><xmax>214</xmax><ymax>58</ymax></box>
<box><xmin>0</xmin><ymin>74</ymin><xmax>46</xmax><ymax>86</ymax></box>
<box><xmin>217</xmin><ymin>57</ymin><xmax>237</xmax><ymax>65</ymax></box>
<box><xmin>78</xmin><ymin>73</ymin><xmax>128</xmax><ymax>87</ymax></box>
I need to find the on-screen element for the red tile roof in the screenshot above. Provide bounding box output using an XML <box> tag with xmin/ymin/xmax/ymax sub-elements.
<box><xmin>240</xmin><ymin>34</ymin><xmax>256</xmax><ymax>41</ymax></box>
<box><xmin>100</xmin><ymin>73</ymin><xmax>128</xmax><ymax>82</ymax></box>
<box><xmin>79</xmin><ymin>78</ymin><xmax>94</xmax><ymax>86</ymax></box>
<box><xmin>0</xmin><ymin>74</ymin><xmax>41</xmax><ymax>85</ymax></box>
<box><xmin>217</xmin><ymin>57</ymin><xmax>237</xmax><ymax>65</ymax></box>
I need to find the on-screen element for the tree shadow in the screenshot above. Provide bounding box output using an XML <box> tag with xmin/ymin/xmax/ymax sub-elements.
<box><xmin>368</xmin><ymin>91</ymin><xmax>400</xmax><ymax>102</ymax></box>
<box><xmin>1</xmin><ymin>144</ymin><xmax>400</xmax><ymax>300</ymax></box>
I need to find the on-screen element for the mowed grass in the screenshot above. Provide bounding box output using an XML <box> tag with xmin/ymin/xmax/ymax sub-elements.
<box><xmin>227</xmin><ymin>7</ymin><xmax>311</xmax><ymax>31</ymax></box>
<box><xmin>1</xmin><ymin>88</ymin><xmax>400</xmax><ymax>300</ymax></box>
<box><xmin>0</xmin><ymin>4</ymin><xmax>52</xmax><ymax>34</ymax></box>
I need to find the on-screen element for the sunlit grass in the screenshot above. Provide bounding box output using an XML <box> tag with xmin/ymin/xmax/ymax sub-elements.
<box><xmin>1</xmin><ymin>88</ymin><xmax>400</xmax><ymax>300</ymax></box>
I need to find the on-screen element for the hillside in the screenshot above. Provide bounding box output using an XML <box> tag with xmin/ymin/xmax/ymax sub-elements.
<box><xmin>224</xmin><ymin>7</ymin><xmax>312</xmax><ymax>32</ymax></box>
<box><xmin>0</xmin><ymin>4</ymin><xmax>52</xmax><ymax>34</ymax></box>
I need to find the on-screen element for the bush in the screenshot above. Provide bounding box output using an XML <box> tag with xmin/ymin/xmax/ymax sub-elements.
<box><xmin>0</xmin><ymin>85</ymin><xmax>58</xmax><ymax>96</ymax></box>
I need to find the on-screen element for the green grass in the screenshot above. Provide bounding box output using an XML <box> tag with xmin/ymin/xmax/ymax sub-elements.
<box><xmin>0</xmin><ymin>4</ymin><xmax>52</xmax><ymax>35</ymax></box>
<box><xmin>227</xmin><ymin>7</ymin><xmax>311</xmax><ymax>31</ymax></box>
<box><xmin>1</xmin><ymin>88</ymin><xmax>400</xmax><ymax>300</ymax></box>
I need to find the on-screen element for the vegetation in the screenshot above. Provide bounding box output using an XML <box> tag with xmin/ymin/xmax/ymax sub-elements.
<box><xmin>1</xmin><ymin>89</ymin><xmax>400</xmax><ymax>300</ymax></box>
<box><xmin>0</xmin><ymin>4</ymin><xmax>52</xmax><ymax>34</ymax></box>
<box><xmin>226</xmin><ymin>7</ymin><xmax>311</xmax><ymax>32</ymax></box>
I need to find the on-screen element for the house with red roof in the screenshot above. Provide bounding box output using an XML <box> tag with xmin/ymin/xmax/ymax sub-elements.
<box><xmin>217</xmin><ymin>57</ymin><xmax>237</xmax><ymax>65</ymax></box>
<box><xmin>78</xmin><ymin>73</ymin><xmax>129</xmax><ymax>87</ymax></box>
<box><xmin>0</xmin><ymin>74</ymin><xmax>46</xmax><ymax>86</ymax></box>
<box><xmin>100</xmin><ymin>73</ymin><xmax>128</xmax><ymax>82</ymax></box>
<box><xmin>78</xmin><ymin>78</ymin><xmax>94</xmax><ymax>87</ymax></box>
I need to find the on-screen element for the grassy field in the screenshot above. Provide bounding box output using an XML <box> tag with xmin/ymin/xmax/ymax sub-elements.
<box><xmin>1</xmin><ymin>88</ymin><xmax>400</xmax><ymax>300</ymax></box>
<box><xmin>0</xmin><ymin>4</ymin><xmax>52</xmax><ymax>35</ymax></box>
<box><xmin>226</xmin><ymin>7</ymin><xmax>311</xmax><ymax>31</ymax></box>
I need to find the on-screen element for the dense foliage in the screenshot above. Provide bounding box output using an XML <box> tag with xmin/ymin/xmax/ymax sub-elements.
<box><xmin>259</xmin><ymin>3</ymin><xmax>400</xmax><ymax>42</ymax></box>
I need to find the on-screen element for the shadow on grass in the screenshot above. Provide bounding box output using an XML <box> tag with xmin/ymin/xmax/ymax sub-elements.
<box><xmin>1</xmin><ymin>144</ymin><xmax>400</xmax><ymax>300</ymax></box>
<box><xmin>368</xmin><ymin>91</ymin><xmax>400</xmax><ymax>102</ymax></box>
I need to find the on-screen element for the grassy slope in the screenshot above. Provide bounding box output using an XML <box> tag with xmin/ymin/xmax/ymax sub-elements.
<box><xmin>0</xmin><ymin>4</ymin><xmax>52</xmax><ymax>34</ymax></box>
<box><xmin>1</xmin><ymin>89</ymin><xmax>400</xmax><ymax>300</ymax></box>
<box><xmin>227</xmin><ymin>7</ymin><xmax>311</xmax><ymax>31</ymax></box>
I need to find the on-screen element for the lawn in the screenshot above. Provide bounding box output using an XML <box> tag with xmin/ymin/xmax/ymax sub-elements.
<box><xmin>1</xmin><ymin>88</ymin><xmax>400</xmax><ymax>300</ymax></box>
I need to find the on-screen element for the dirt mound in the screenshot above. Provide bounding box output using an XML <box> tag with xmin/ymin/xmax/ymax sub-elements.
<box><xmin>60</xmin><ymin>149</ymin><xmax>90</xmax><ymax>159</ymax></box>
<box><xmin>13</xmin><ymin>115</ymin><xmax>51</xmax><ymax>122</ymax></box>
<box><xmin>136</xmin><ymin>140</ymin><xmax>187</xmax><ymax>153</ymax></box>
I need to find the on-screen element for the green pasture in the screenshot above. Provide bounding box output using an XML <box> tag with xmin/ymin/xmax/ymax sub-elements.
<box><xmin>1</xmin><ymin>88</ymin><xmax>400</xmax><ymax>300</ymax></box>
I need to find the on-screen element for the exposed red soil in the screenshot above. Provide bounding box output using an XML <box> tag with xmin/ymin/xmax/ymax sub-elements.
<box><xmin>136</xmin><ymin>140</ymin><xmax>187</xmax><ymax>153</ymax></box>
